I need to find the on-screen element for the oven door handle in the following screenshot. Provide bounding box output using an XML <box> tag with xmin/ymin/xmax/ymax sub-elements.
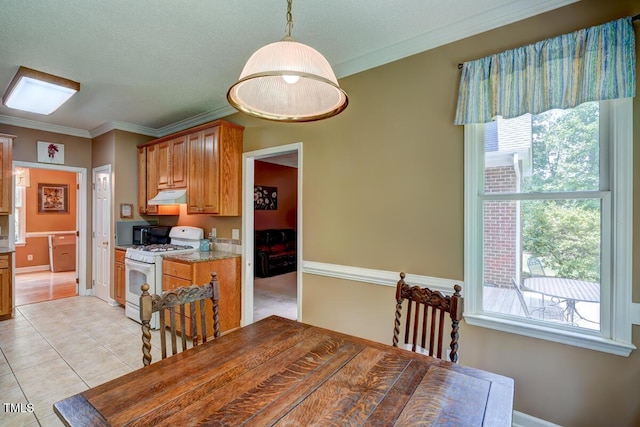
<box><xmin>125</xmin><ymin>258</ymin><xmax>155</xmax><ymax>272</ymax></box>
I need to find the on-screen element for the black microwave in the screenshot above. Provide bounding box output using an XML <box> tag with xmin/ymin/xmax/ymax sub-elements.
<box><xmin>132</xmin><ymin>225</ymin><xmax>171</xmax><ymax>245</ymax></box>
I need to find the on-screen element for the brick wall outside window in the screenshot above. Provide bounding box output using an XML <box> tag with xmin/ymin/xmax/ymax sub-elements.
<box><xmin>484</xmin><ymin>165</ymin><xmax>517</xmax><ymax>287</ymax></box>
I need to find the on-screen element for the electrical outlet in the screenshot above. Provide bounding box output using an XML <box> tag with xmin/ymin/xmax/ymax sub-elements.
<box><xmin>232</xmin><ymin>229</ymin><xmax>239</xmax><ymax>240</ymax></box>
<box><xmin>27</xmin><ymin>254</ymin><xmax>33</xmax><ymax>261</ymax></box>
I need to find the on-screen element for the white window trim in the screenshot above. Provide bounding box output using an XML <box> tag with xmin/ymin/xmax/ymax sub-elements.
<box><xmin>463</xmin><ymin>98</ymin><xmax>635</xmax><ymax>357</ymax></box>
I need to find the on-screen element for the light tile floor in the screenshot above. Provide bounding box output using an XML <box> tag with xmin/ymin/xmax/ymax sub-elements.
<box><xmin>1</xmin><ymin>275</ymin><xmax>298</xmax><ymax>427</ymax></box>
<box><xmin>0</xmin><ymin>297</ymin><xmax>164</xmax><ymax>427</ymax></box>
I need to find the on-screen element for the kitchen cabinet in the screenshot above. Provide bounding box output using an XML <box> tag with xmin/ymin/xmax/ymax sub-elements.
<box><xmin>138</xmin><ymin>146</ymin><xmax>159</xmax><ymax>215</ymax></box>
<box><xmin>114</xmin><ymin>249</ymin><xmax>125</xmax><ymax>306</ymax></box>
<box><xmin>186</xmin><ymin>121</ymin><xmax>244</xmax><ymax>216</ymax></box>
<box><xmin>0</xmin><ymin>253</ymin><xmax>13</xmax><ymax>320</ymax></box>
<box><xmin>0</xmin><ymin>134</ymin><xmax>15</xmax><ymax>214</ymax></box>
<box><xmin>162</xmin><ymin>255</ymin><xmax>240</xmax><ymax>338</ymax></box>
<box><xmin>137</xmin><ymin>120</ymin><xmax>243</xmax><ymax>217</ymax></box>
<box><xmin>157</xmin><ymin>136</ymin><xmax>187</xmax><ymax>189</ymax></box>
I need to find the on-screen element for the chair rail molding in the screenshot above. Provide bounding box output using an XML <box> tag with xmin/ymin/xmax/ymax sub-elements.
<box><xmin>302</xmin><ymin>260</ymin><xmax>463</xmax><ymax>295</ymax></box>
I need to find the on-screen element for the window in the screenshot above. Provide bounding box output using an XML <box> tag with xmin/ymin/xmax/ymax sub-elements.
<box><xmin>463</xmin><ymin>99</ymin><xmax>634</xmax><ymax>356</ymax></box>
<box><xmin>15</xmin><ymin>185</ymin><xmax>26</xmax><ymax>245</ymax></box>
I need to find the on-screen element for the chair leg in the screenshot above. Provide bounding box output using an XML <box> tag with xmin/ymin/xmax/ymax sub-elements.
<box><xmin>141</xmin><ymin>320</ymin><xmax>152</xmax><ymax>367</ymax></box>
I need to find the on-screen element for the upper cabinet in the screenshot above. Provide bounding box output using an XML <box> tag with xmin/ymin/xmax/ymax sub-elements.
<box><xmin>138</xmin><ymin>120</ymin><xmax>244</xmax><ymax>216</ymax></box>
<box><xmin>0</xmin><ymin>134</ymin><xmax>15</xmax><ymax>215</ymax></box>
<box><xmin>187</xmin><ymin>122</ymin><xmax>243</xmax><ymax>215</ymax></box>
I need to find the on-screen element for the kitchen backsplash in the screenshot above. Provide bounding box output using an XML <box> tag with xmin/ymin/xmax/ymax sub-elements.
<box><xmin>212</xmin><ymin>238</ymin><xmax>242</xmax><ymax>254</ymax></box>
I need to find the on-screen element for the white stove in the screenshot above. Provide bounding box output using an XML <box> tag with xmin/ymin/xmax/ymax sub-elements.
<box><xmin>124</xmin><ymin>226</ymin><xmax>203</xmax><ymax>328</ymax></box>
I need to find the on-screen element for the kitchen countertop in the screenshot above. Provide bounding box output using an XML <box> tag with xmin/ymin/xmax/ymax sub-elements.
<box><xmin>162</xmin><ymin>250</ymin><xmax>240</xmax><ymax>263</ymax></box>
<box><xmin>0</xmin><ymin>248</ymin><xmax>14</xmax><ymax>254</ymax></box>
<box><xmin>115</xmin><ymin>245</ymin><xmax>135</xmax><ymax>251</ymax></box>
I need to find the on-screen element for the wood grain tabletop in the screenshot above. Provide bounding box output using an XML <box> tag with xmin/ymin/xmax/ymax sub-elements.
<box><xmin>54</xmin><ymin>315</ymin><xmax>513</xmax><ymax>426</ymax></box>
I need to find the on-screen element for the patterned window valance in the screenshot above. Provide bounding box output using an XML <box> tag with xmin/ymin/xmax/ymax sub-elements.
<box><xmin>454</xmin><ymin>17</ymin><xmax>636</xmax><ymax>125</ymax></box>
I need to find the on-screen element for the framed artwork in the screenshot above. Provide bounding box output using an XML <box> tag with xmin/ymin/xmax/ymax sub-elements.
<box><xmin>254</xmin><ymin>185</ymin><xmax>278</xmax><ymax>210</ymax></box>
<box><xmin>120</xmin><ymin>203</ymin><xmax>133</xmax><ymax>218</ymax></box>
<box><xmin>38</xmin><ymin>183</ymin><xmax>69</xmax><ymax>213</ymax></box>
<box><xmin>37</xmin><ymin>141</ymin><xmax>65</xmax><ymax>164</ymax></box>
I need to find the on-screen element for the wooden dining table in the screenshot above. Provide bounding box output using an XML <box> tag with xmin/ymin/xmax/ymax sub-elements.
<box><xmin>54</xmin><ymin>315</ymin><xmax>514</xmax><ymax>426</ymax></box>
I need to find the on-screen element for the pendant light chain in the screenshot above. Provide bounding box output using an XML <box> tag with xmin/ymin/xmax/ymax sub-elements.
<box><xmin>285</xmin><ymin>0</ymin><xmax>293</xmax><ymax>37</ymax></box>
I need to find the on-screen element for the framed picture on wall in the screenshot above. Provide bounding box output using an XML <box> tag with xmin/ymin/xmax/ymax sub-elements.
<box><xmin>37</xmin><ymin>141</ymin><xmax>65</xmax><ymax>164</ymax></box>
<box><xmin>254</xmin><ymin>185</ymin><xmax>278</xmax><ymax>210</ymax></box>
<box><xmin>38</xmin><ymin>183</ymin><xmax>69</xmax><ymax>213</ymax></box>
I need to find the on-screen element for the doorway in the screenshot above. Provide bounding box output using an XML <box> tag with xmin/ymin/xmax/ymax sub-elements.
<box><xmin>241</xmin><ymin>143</ymin><xmax>302</xmax><ymax>326</ymax></box>
<box><xmin>12</xmin><ymin>161</ymin><xmax>88</xmax><ymax>306</ymax></box>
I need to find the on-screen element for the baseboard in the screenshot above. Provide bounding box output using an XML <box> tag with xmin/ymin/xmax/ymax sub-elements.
<box><xmin>15</xmin><ymin>265</ymin><xmax>50</xmax><ymax>274</ymax></box>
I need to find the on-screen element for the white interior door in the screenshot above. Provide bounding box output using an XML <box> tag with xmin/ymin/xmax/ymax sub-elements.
<box><xmin>93</xmin><ymin>166</ymin><xmax>111</xmax><ymax>302</ymax></box>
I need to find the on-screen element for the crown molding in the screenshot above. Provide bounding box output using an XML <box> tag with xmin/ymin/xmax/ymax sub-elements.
<box><xmin>154</xmin><ymin>104</ymin><xmax>237</xmax><ymax>137</ymax></box>
<box><xmin>334</xmin><ymin>0</ymin><xmax>578</xmax><ymax>78</ymax></box>
<box><xmin>0</xmin><ymin>104</ymin><xmax>236</xmax><ymax>139</ymax></box>
<box><xmin>88</xmin><ymin>121</ymin><xmax>160</xmax><ymax>138</ymax></box>
<box><xmin>0</xmin><ymin>114</ymin><xmax>91</xmax><ymax>138</ymax></box>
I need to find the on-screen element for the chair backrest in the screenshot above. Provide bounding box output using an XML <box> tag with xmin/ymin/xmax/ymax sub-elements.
<box><xmin>392</xmin><ymin>272</ymin><xmax>463</xmax><ymax>363</ymax></box>
<box><xmin>527</xmin><ymin>257</ymin><xmax>546</xmax><ymax>277</ymax></box>
<box><xmin>511</xmin><ymin>277</ymin><xmax>531</xmax><ymax>318</ymax></box>
<box><xmin>140</xmin><ymin>272</ymin><xmax>220</xmax><ymax>366</ymax></box>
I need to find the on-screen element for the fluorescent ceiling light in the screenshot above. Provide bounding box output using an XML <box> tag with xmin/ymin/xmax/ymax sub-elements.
<box><xmin>2</xmin><ymin>66</ymin><xmax>80</xmax><ymax>115</ymax></box>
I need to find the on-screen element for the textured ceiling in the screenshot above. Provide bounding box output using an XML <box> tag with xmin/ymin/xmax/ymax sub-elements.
<box><xmin>0</xmin><ymin>0</ymin><xmax>577</xmax><ymax>138</ymax></box>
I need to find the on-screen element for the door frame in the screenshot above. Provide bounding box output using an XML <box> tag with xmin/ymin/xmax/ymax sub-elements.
<box><xmin>241</xmin><ymin>142</ymin><xmax>303</xmax><ymax>326</ymax></box>
<box><xmin>12</xmin><ymin>161</ymin><xmax>88</xmax><ymax>295</ymax></box>
<box><xmin>92</xmin><ymin>165</ymin><xmax>113</xmax><ymax>304</ymax></box>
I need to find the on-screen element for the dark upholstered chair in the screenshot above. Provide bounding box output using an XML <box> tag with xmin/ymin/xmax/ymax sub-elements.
<box><xmin>140</xmin><ymin>273</ymin><xmax>220</xmax><ymax>366</ymax></box>
<box><xmin>392</xmin><ymin>272</ymin><xmax>463</xmax><ymax>363</ymax></box>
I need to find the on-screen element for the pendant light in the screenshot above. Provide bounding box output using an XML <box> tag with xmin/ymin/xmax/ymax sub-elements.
<box><xmin>227</xmin><ymin>0</ymin><xmax>348</xmax><ymax>122</ymax></box>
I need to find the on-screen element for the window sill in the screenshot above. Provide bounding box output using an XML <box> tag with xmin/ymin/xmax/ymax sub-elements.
<box><xmin>464</xmin><ymin>313</ymin><xmax>636</xmax><ymax>357</ymax></box>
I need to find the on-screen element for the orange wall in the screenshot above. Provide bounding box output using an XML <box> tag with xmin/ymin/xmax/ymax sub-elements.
<box><xmin>15</xmin><ymin>168</ymin><xmax>77</xmax><ymax>268</ymax></box>
<box><xmin>254</xmin><ymin>161</ymin><xmax>297</xmax><ymax>230</ymax></box>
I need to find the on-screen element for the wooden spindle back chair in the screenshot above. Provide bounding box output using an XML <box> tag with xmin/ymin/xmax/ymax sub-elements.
<box><xmin>140</xmin><ymin>272</ymin><xmax>220</xmax><ymax>366</ymax></box>
<box><xmin>392</xmin><ymin>272</ymin><xmax>463</xmax><ymax>363</ymax></box>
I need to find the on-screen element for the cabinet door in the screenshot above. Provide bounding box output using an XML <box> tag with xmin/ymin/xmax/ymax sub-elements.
<box><xmin>217</xmin><ymin>125</ymin><xmax>243</xmax><ymax>216</ymax></box>
<box><xmin>114</xmin><ymin>249</ymin><xmax>125</xmax><ymax>305</ymax></box>
<box><xmin>137</xmin><ymin>147</ymin><xmax>148</xmax><ymax>214</ymax></box>
<box><xmin>187</xmin><ymin>128</ymin><xmax>220</xmax><ymax>214</ymax></box>
<box><xmin>0</xmin><ymin>135</ymin><xmax>14</xmax><ymax>214</ymax></box>
<box><xmin>115</xmin><ymin>261</ymin><xmax>125</xmax><ymax>305</ymax></box>
<box><xmin>171</xmin><ymin>136</ymin><xmax>187</xmax><ymax>188</ymax></box>
<box><xmin>146</xmin><ymin>144</ymin><xmax>159</xmax><ymax>214</ymax></box>
<box><xmin>192</xmin><ymin>258</ymin><xmax>240</xmax><ymax>334</ymax></box>
<box><xmin>0</xmin><ymin>255</ymin><xmax>12</xmax><ymax>318</ymax></box>
<box><xmin>157</xmin><ymin>137</ymin><xmax>187</xmax><ymax>189</ymax></box>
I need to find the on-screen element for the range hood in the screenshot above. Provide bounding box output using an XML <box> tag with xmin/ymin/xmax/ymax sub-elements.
<box><xmin>147</xmin><ymin>189</ymin><xmax>186</xmax><ymax>205</ymax></box>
